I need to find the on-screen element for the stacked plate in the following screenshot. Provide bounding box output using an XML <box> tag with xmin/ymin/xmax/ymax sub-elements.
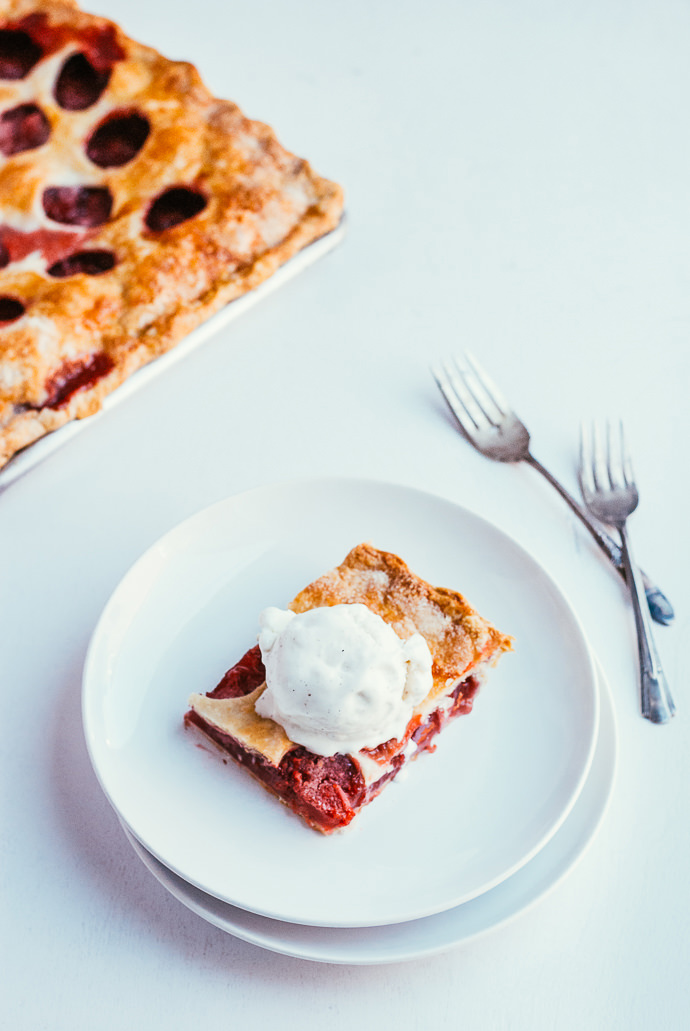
<box><xmin>82</xmin><ymin>480</ymin><xmax>617</xmax><ymax>964</ymax></box>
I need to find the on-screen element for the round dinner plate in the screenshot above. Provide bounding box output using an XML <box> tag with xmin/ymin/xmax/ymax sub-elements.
<box><xmin>83</xmin><ymin>478</ymin><xmax>599</xmax><ymax>927</ymax></box>
<box><xmin>120</xmin><ymin>664</ymin><xmax>616</xmax><ymax>964</ymax></box>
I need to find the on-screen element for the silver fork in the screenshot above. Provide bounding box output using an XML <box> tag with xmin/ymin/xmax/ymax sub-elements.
<box><xmin>579</xmin><ymin>421</ymin><xmax>675</xmax><ymax>724</ymax></box>
<box><xmin>431</xmin><ymin>354</ymin><xmax>674</xmax><ymax>626</ymax></box>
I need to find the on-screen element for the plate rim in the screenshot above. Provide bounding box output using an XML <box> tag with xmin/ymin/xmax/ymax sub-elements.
<box><xmin>82</xmin><ymin>475</ymin><xmax>600</xmax><ymax>927</ymax></box>
<box><xmin>118</xmin><ymin>659</ymin><xmax>615</xmax><ymax>964</ymax></box>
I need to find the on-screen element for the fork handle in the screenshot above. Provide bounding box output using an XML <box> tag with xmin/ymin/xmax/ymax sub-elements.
<box><xmin>618</xmin><ymin>525</ymin><xmax>676</xmax><ymax>724</ymax></box>
<box><xmin>524</xmin><ymin>454</ymin><xmax>674</xmax><ymax>626</ymax></box>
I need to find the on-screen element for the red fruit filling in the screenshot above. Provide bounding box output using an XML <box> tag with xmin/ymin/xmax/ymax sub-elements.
<box><xmin>39</xmin><ymin>352</ymin><xmax>115</xmax><ymax>409</ymax></box>
<box><xmin>47</xmin><ymin>250</ymin><xmax>116</xmax><ymax>277</ymax></box>
<box><xmin>0</xmin><ymin>102</ymin><xmax>50</xmax><ymax>156</ymax></box>
<box><xmin>0</xmin><ymin>28</ymin><xmax>43</xmax><ymax>79</ymax></box>
<box><xmin>1</xmin><ymin>14</ymin><xmax>124</xmax><ymax>69</ymax></box>
<box><xmin>0</xmin><ymin>296</ymin><xmax>25</xmax><ymax>323</ymax></box>
<box><xmin>185</xmin><ymin>644</ymin><xmax>480</xmax><ymax>833</ymax></box>
<box><xmin>42</xmin><ymin>186</ymin><xmax>113</xmax><ymax>227</ymax></box>
<box><xmin>54</xmin><ymin>52</ymin><xmax>111</xmax><ymax>110</ymax></box>
<box><xmin>145</xmin><ymin>187</ymin><xmax>207</xmax><ymax>232</ymax></box>
<box><xmin>210</xmin><ymin>644</ymin><xmax>266</xmax><ymax>699</ymax></box>
<box><xmin>86</xmin><ymin>110</ymin><xmax>150</xmax><ymax>168</ymax></box>
<box><xmin>0</xmin><ymin>226</ymin><xmax>94</xmax><ymax>268</ymax></box>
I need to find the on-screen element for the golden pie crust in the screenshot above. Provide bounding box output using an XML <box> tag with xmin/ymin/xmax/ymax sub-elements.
<box><xmin>187</xmin><ymin>544</ymin><xmax>513</xmax><ymax>767</ymax></box>
<box><xmin>0</xmin><ymin>0</ymin><xmax>343</xmax><ymax>469</ymax></box>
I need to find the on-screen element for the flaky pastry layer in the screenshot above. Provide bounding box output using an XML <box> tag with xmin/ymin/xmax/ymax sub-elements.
<box><xmin>0</xmin><ymin>0</ymin><xmax>343</xmax><ymax>468</ymax></box>
<box><xmin>187</xmin><ymin>544</ymin><xmax>513</xmax><ymax>769</ymax></box>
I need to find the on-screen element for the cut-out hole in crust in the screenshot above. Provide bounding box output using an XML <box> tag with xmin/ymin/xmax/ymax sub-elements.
<box><xmin>145</xmin><ymin>186</ymin><xmax>208</xmax><ymax>231</ymax></box>
<box><xmin>0</xmin><ymin>29</ymin><xmax>43</xmax><ymax>79</ymax></box>
<box><xmin>42</xmin><ymin>186</ymin><xmax>113</xmax><ymax>227</ymax></box>
<box><xmin>47</xmin><ymin>250</ymin><xmax>116</xmax><ymax>278</ymax></box>
<box><xmin>85</xmin><ymin>111</ymin><xmax>149</xmax><ymax>168</ymax></box>
<box><xmin>0</xmin><ymin>296</ymin><xmax>25</xmax><ymax>323</ymax></box>
<box><xmin>54</xmin><ymin>52</ymin><xmax>111</xmax><ymax>110</ymax></box>
<box><xmin>42</xmin><ymin>351</ymin><xmax>115</xmax><ymax>409</ymax></box>
<box><xmin>0</xmin><ymin>16</ymin><xmax>125</xmax><ymax>68</ymax></box>
<box><xmin>0</xmin><ymin>103</ymin><xmax>50</xmax><ymax>156</ymax></box>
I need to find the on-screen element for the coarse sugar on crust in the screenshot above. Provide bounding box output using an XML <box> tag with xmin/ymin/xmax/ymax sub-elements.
<box><xmin>0</xmin><ymin>0</ymin><xmax>343</xmax><ymax>468</ymax></box>
<box><xmin>289</xmin><ymin>543</ymin><xmax>513</xmax><ymax>700</ymax></box>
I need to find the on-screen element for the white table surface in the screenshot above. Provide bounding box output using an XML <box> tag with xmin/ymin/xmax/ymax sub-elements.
<box><xmin>2</xmin><ymin>0</ymin><xmax>689</xmax><ymax>1027</ymax></box>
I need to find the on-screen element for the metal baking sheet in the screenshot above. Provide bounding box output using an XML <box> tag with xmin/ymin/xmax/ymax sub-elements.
<box><xmin>0</xmin><ymin>218</ymin><xmax>345</xmax><ymax>492</ymax></box>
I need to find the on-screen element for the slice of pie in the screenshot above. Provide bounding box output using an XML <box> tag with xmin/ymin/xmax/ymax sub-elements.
<box><xmin>0</xmin><ymin>0</ymin><xmax>343</xmax><ymax>469</ymax></box>
<box><xmin>185</xmin><ymin>544</ymin><xmax>512</xmax><ymax>834</ymax></box>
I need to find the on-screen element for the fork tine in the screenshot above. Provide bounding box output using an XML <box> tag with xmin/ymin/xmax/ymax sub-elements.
<box><xmin>465</xmin><ymin>351</ymin><xmax>511</xmax><ymax>418</ymax></box>
<box><xmin>445</xmin><ymin>357</ymin><xmax>490</xmax><ymax>429</ymax></box>
<box><xmin>578</xmin><ymin>422</ymin><xmax>595</xmax><ymax>496</ymax></box>
<box><xmin>605</xmin><ymin>420</ymin><xmax>633</xmax><ymax>491</ymax></box>
<box><xmin>578</xmin><ymin>418</ymin><xmax>675</xmax><ymax>722</ymax></box>
<box><xmin>620</xmin><ymin>420</ymin><xmax>635</xmax><ymax>488</ymax></box>
<box><xmin>592</xmin><ymin>420</ymin><xmax>610</xmax><ymax>492</ymax></box>
<box><xmin>431</xmin><ymin>361</ymin><xmax>482</xmax><ymax>439</ymax></box>
<box><xmin>606</xmin><ymin>420</ymin><xmax>625</xmax><ymax>489</ymax></box>
<box><xmin>456</xmin><ymin>354</ymin><xmax>505</xmax><ymax>428</ymax></box>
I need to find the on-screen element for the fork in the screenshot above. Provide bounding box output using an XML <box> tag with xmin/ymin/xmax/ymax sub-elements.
<box><xmin>579</xmin><ymin>421</ymin><xmax>675</xmax><ymax>724</ymax></box>
<box><xmin>432</xmin><ymin>354</ymin><xmax>674</xmax><ymax>626</ymax></box>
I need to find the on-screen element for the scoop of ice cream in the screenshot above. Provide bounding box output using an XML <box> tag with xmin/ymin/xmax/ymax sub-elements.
<box><xmin>254</xmin><ymin>603</ymin><xmax>433</xmax><ymax>756</ymax></box>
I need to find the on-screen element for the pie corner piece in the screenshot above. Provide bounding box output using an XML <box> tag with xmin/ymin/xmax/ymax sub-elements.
<box><xmin>185</xmin><ymin>544</ymin><xmax>513</xmax><ymax>835</ymax></box>
<box><xmin>0</xmin><ymin>0</ymin><xmax>344</xmax><ymax>470</ymax></box>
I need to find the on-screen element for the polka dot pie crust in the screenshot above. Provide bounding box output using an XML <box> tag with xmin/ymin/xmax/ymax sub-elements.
<box><xmin>0</xmin><ymin>0</ymin><xmax>343</xmax><ymax>469</ymax></box>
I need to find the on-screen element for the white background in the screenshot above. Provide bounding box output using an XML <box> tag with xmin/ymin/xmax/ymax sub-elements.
<box><xmin>2</xmin><ymin>0</ymin><xmax>689</xmax><ymax>1028</ymax></box>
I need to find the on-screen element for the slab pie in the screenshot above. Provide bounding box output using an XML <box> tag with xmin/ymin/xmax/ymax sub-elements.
<box><xmin>0</xmin><ymin>0</ymin><xmax>343</xmax><ymax>469</ymax></box>
<box><xmin>185</xmin><ymin>544</ymin><xmax>513</xmax><ymax>834</ymax></box>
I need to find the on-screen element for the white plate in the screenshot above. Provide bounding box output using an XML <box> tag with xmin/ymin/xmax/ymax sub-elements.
<box><xmin>121</xmin><ymin>663</ymin><xmax>616</xmax><ymax>964</ymax></box>
<box><xmin>83</xmin><ymin>478</ymin><xmax>599</xmax><ymax>927</ymax></box>
<box><xmin>0</xmin><ymin>222</ymin><xmax>345</xmax><ymax>492</ymax></box>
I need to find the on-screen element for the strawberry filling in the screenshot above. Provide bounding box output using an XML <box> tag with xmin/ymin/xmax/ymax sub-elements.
<box><xmin>185</xmin><ymin>644</ymin><xmax>481</xmax><ymax>833</ymax></box>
